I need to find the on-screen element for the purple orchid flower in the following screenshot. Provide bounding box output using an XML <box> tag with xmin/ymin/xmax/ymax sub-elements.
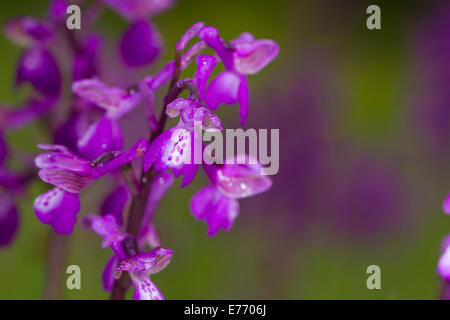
<box><xmin>0</xmin><ymin>190</ymin><xmax>19</xmax><ymax>247</ymax></box>
<box><xmin>101</xmin><ymin>0</ymin><xmax>173</xmax><ymax>20</ymax></box>
<box><xmin>142</xmin><ymin>54</ymin><xmax>221</xmax><ymax>188</ymax></box>
<box><xmin>34</xmin><ymin>139</ymin><xmax>147</xmax><ymax>233</ymax></box>
<box><xmin>142</xmin><ymin>97</ymin><xmax>222</xmax><ymax>188</ymax></box>
<box><xmin>119</xmin><ymin>18</ymin><xmax>162</xmax><ymax>67</ymax></box>
<box><xmin>116</xmin><ymin>247</ymin><xmax>173</xmax><ymax>300</ymax></box>
<box><xmin>190</xmin><ymin>157</ymin><xmax>272</xmax><ymax>236</ymax></box>
<box><xmin>438</xmin><ymin>235</ymin><xmax>450</xmax><ymax>281</ymax></box>
<box><xmin>102</xmin><ymin>0</ymin><xmax>172</xmax><ymax>67</ymax></box>
<box><xmin>3</xmin><ymin>16</ymin><xmax>53</xmax><ymax>48</ymax></box>
<box><xmin>73</xmin><ymin>34</ymin><xmax>102</xmax><ymax>81</ymax></box>
<box><xmin>72</xmin><ymin>78</ymin><xmax>142</xmax><ymax>160</ymax></box>
<box><xmin>443</xmin><ymin>192</ymin><xmax>450</xmax><ymax>215</ymax></box>
<box><xmin>197</xmin><ymin>26</ymin><xmax>279</xmax><ymax>125</ymax></box>
<box><xmin>85</xmin><ymin>214</ymin><xmax>131</xmax><ymax>259</ymax></box>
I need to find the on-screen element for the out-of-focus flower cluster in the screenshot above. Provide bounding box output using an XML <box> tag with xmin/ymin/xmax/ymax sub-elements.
<box><xmin>0</xmin><ymin>0</ymin><xmax>278</xmax><ymax>299</ymax></box>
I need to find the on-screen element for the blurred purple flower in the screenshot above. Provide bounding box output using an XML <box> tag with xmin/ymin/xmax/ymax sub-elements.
<box><xmin>3</xmin><ymin>16</ymin><xmax>53</xmax><ymax>47</ymax></box>
<box><xmin>116</xmin><ymin>247</ymin><xmax>173</xmax><ymax>300</ymax></box>
<box><xmin>102</xmin><ymin>0</ymin><xmax>173</xmax><ymax>20</ymax></box>
<box><xmin>0</xmin><ymin>191</ymin><xmax>19</xmax><ymax>246</ymax></box>
<box><xmin>190</xmin><ymin>158</ymin><xmax>271</xmax><ymax>236</ymax></box>
<box><xmin>198</xmin><ymin>26</ymin><xmax>279</xmax><ymax>125</ymax></box>
<box><xmin>119</xmin><ymin>19</ymin><xmax>161</xmax><ymax>67</ymax></box>
<box><xmin>16</xmin><ymin>46</ymin><xmax>61</xmax><ymax>98</ymax></box>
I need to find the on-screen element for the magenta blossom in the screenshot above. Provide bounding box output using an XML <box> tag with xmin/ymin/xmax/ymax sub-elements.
<box><xmin>438</xmin><ymin>235</ymin><xmax>450</xmax><ymax>281</ymax></box>
<box><xmin>34</xmin><ymin>139</ymin><xmax>147</xmax><ymax>234</ymax></box>
<box><xmin>116</xmin><ymin>247</ymin><xmax>173</xmax><ymax>300</ymax></box>
<box><xmin>142</xmin><ymin>55</ymin><xmax>222</xmax><ymax>188</ymax></box>
<box><xmin>190</xmin><ymin>157</ymin><xmax>272</xmax><ymax>236</ymax></box>
<box><xmin>198</xmin><ymin>26</ymin><xmax>279</xmax><ymax>125</ymax></box>
<box><xmin>101</xmin><ymin>0</ymin><xmax>173</xmax><ymax>20</ymax></box>
<box><xmin>72</xmin><ymin>78</ymin><xmax>142</xmax><ymax>160</ymax></box>
<box><xmin>3</xmin><ymin>16</ymin><xmax>53</xmax><ymax>47</ymax></box>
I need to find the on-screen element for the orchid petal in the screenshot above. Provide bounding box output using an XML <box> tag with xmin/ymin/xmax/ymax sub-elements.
<box><xmin>0</xmin><ymin>192</ymin><xmax>19</xmax><ymax>246</ymax></box>
<box><xmin>77</xmin><ymin>116</ymin><xmax>123</xmax><ymax>161</ymax></box>
<box><xmin>116</xmin><ymin>247</ymin><xmax>173</xmax><ymax>274</ymax></box>
<box><xmin>101</xmin><ymin>0</ymin><xmax>173</xmax><ymax>20</ymax></box>
<box><xmin>100</xmin><ymin>185</ymin><xmax>131</xmax><ymax>226</ymax></box>
<box><xmin>72</xmin><ymin>78</ymin><xmax>142</xmax><ymax>119</ymax></box>
<box><xmin>190</xmin><ymin>185</ymin><xmax>239</xmax><ymax>237</ymax></box>
<box><xmin>233</xmin><ymin>39</ymin><xmax>279</xmax><ymax>75</ymax></box>
<box><xmin>194</xmin><ymin>55</ymin><xmax>217</xmax><ymax>102</ymax></box>
<box><xmin>34</xmin><ymin>187</ymin><xmax>80</xmax><ymax>234</ymax></box>
<box><xmin>130</xmin><ymin>271</ymin><xmax>164</xmax><ymax>300</ymax></box>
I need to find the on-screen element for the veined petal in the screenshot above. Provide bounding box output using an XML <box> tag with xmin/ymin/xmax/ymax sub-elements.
<box><xmin>116</xmin><ymin>247</ymin><xmax>173</xmax><ymax>274</ymax></box>
<box><xmin>190</xmin><ymin>185</ymin><xmax>239</xmax><ymax>237</ymax></box>
<box><xmin>77</xmin><ymin>116</ymin><xmax>123</xmax><ymax>161</ymax></box>
<box><xmin>119</xmin><ymin>19</ymin><xmax>161</xmax><ymax>67</ymax></box>
<box><xmin>129</xmin><ymin>271</ymin><xmax>164</xmax><ymax>300</ymax></box>
<box><xmin>34</xmin><ymin>187</ymin><xmax>80</xmax><ymax>234</ymax></box>
<box><xmin>72</xmin><ymin>78</ymin><xmax>141</xmax><ymax>119</ymax></box>
<box><xmin>233</xmin><ymin>39</ymin><xmax>279</xmax><ymax>75</ymax></box>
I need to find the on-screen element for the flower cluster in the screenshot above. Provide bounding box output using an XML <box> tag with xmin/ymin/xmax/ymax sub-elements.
<box><xmin>1</xmin><ymin>0</ymin><xmax>278</xmax><ymax>300</ymax></box>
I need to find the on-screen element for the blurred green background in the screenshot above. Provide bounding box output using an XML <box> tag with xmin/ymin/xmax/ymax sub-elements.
<box><xmin>0</xmin><ymin>0</ymin><xmax>449</xmax><ymax>299</ymax></box>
